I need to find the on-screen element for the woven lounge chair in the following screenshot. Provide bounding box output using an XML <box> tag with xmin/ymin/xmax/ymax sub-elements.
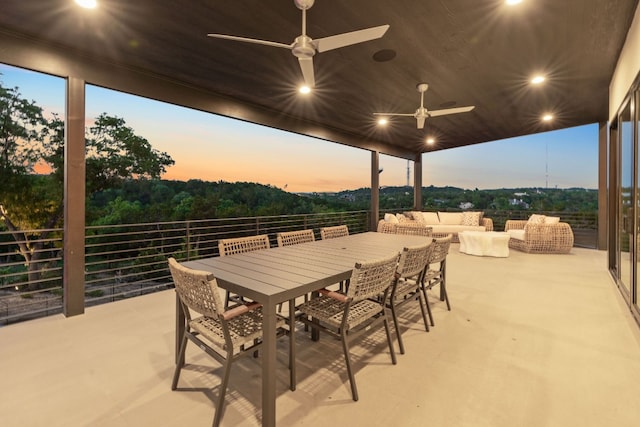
<box><xmin>168</xmin><ymin>257</ymin><xmax>290</xmax><ymax>427</ymax></box>
<box><xmin>320</xmin><ymin>224</ymin><xmax>349</xmax><ymax>240</ymax></box>
<box><xmin>420</xmin><ymin>234</ymin><xmax>452</xmax><ymax>326</ymax></box>
<box><xmin>387</xmin><ymin>243</ymin><xmax>433</xmax><ymax>354</ymax></box>
<box><xmin>297</xmin><ymin>251</ymin><xmax>400</xmax><ymax>401</ymax></box>
<box><xmin>218</xmin><ymin>234</ymin><xmax>270</xmax><ymax>307</ymax></box>
<box><xmin>505</xmin><ymin>219</ymin><xmax>574</xmax><ymax>254</ymax></box>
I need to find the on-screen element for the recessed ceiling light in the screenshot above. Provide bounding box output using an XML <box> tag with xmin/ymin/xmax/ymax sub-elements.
<box><xmin>542</xmin><ymin>114</ymin><xmax>553</xmax><ymax>121</ymax></box>
<box><xmin>75</xmin><ymin>0</ymin><xmax>98</xmax><ymax>9</ymax></box>
<box><xmin>426</xmin><ymin>137</ymin><xmax>435</xmax><ymax>144</ymax></box>
<box><xmin>531</xmin><ymin>75</ymin><xmax>545</xmax><ymax>85</ymax></box>
<box><xmin>299</xmin><ymin>85</ymin><xmax>311</xmax><ymax>94</ymax></box>
<box><xmin>377</xmin><ymin>118</ymin><xmax>388</xmax><ymax>126</ymax></box>
<box><xmin>506</xmin><ymin>0</ymin><xmax>523</xmax><ymax>5</ymax></box>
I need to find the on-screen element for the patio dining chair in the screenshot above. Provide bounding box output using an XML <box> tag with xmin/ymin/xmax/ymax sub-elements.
<box><xmin>320</xmin><ymin>224</ymin><xmax>349</xmax><ymax>240</ymax></box>
<box><xmin>296</xmin><ymin>251</ymin><xmax>400</xmax><ymax>401</ymax></box>
<box><xmin>167</xmin><ymin>257</ymin><xmax>290</xmax><ymax>427</ymax></box>
<box><xmin>388</xmin><ymin>242</ymin><xmax>433</xmax><ymax>354</ymax></box>
<box><xmin>420</xmin><ymin>234</ymin><xmax>453</xmax><ymax>326</ymax></box>
<box><xmin>218</xmin><ymin>234</ymin><xmax>270</xmax><ymax>307</ymax></box>
<box><xmin>277</xmin><ymin>229</ymin><xmax>315</xmax><ymax>247</ymax></box>
<box><xmin>319</xmin><ymin>225</ymin><xmax>350</xmax><ymax>291</ymax></box>
<box><xmin>276</xmin><ymin>229</ymin><xmax>316</xmax><ymax>312</ymax></box>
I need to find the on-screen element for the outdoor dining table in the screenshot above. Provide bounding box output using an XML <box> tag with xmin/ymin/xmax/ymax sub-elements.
<box><xmin>182</xmin><ymin>231</ymin><xmax>432</xmax><ymax>427</ymax></box>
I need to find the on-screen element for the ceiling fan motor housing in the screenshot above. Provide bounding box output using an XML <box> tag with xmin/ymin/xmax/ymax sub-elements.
<box><xmin>294</xmin><ymin>0</ymin><xmax>315</xmax><ymax>10</ymax></box>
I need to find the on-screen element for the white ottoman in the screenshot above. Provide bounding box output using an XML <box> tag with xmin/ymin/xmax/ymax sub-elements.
<box><xmin>459</xmin><ymin>231</ymin><xmax>510</xmax><ymax>257</ymax></box>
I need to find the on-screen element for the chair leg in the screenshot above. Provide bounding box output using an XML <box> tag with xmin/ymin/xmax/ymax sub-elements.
<box><xmin>289</xmin><ymin>299</ymin><xmax>296</xmax><ymax>391</ymax></box>
<box><xmin>383</xmin><ymin>315</ymin><xmax>397</xmax><ymax>365</ymax></box>
<box><xmin>441</xmin><ymin>282</ymin><xmax>451</xmax><ymax>311</ymax></box>
<box><xmin>212</xmin><ymin>354</ymin><xmax>234</xmax><ymax>427</ymax></box>
<box><xmin>421</xmin><ymin>284</ymin><xmax>435</xmax><ymax>327</ymax></box>
<box><xmin>417</xmin><ymin>291</ymin><xmax>430</xmax><ymax>332</ymax></box>
<box><xmin>171</xmin><ymin>333</ymin><xmax>189</xmax><ymax>390</ymax></box>
<box><xmin>389</xmin><ymin>299</ymin><xmax>405</xmax><ymax>355</ymax></box>
<box><xmin>340</xmin><ymin>330</ymin><xmax>358</xmax><ymax>401</ymax></box>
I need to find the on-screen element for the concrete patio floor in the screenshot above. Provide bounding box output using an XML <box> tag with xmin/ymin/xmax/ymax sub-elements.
<box><xmin>1</xmin><ymin>245</ymin><xmax>640</xmax><ymax>427</ymax></box>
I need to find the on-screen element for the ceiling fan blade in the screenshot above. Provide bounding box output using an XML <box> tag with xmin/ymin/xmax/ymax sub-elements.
<box><xmin>373</xmin><ymin>112</ymin><xmax>415</xmax><ymax>117</ymax></box>
<box><xmin>207</xmin><ymin>34</ymin><xmax>293</xmax><ymax>50</ymax></box>
<box><xmin>298</xmin><ymin>57</ymin><xmax>315</xmax><ymax>87</ymax></box>
<box><xmin>417</xmin><ymin>117</ymin><xmax>426</xmax><ymax>129</ymax></box>
<box><xmin>428</xmin><ymin>106</ymin><xmax>475</xmax><ymax>117</ymax></box>
<box><xmin>315</xmin><ymin>25</ymin><xmax>390</xmax><ymax>53</ymax></box>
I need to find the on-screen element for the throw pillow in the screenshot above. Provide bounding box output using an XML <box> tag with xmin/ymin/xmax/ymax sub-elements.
<box><xmin>461</xmin><ymin>211</ymin><xmax>481</xmax><ymax>226</ymax></box>
<box><xmin>528</xmin><ymin>214</ymin><xmax>546</xmax><ymax>224</ymax></box>
<box><xmin>544</xmin><ymin>216</ymin><xmax>560</xmax><ymax>224</ymax></box>
<box><xmin>421</xmin><ymin>211</ymin><xmax>440</xmax><ymax>224</ymax></box>
<box><xmin>438</xmin><ymin>212</ymin><xmax>464</xmax><ymax>225</ymax></box>
<box><xmin>409</xmin><ymin>211</ymin><xmax>425</xmax><ymax>223</ymax></box>
<box><xmin>384</xmin><ymin>213</ymin><xmax>399</xmax><ymax>224</ymax></box>
<box><xmin>396</xmin><ymin>213</ymin><xmax>408</xmax><ymax>223</ymax></box>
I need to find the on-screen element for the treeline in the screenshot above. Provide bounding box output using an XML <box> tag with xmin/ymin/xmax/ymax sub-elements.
<box><xmin>322</xmin><ymin>185</ymin><xmax>598</xmax><ymax>212</ymax></box>
<box><xmin>87</xmin><ymin>179</ymin><xmax>350</xmax><ymax>226</ymax></box>
<box><xmin>87</xmin><ymin>180</ymin><xmax>598</xmax><ymax>227</ymax></box>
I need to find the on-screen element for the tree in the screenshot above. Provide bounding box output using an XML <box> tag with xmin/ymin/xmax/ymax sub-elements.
<box><xmin>0</xmin><ymin>79</ymin><xmax>174</xmax><ymax>290</ymax></box>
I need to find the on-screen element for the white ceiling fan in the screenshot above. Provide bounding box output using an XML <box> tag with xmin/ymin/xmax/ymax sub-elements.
<box><xmin>207</xmin><ymin>0</ymin><xmax>389</xmax><ymax>88</ymax></box>
<box><xmin>374</xmin><ymin>83</ymin><xmax>475</xmax><ymax>129</ymax></box>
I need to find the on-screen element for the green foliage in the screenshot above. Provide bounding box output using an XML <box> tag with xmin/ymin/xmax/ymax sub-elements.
<box><xmin>87</xmin><ymin>179</ymin><xmax>352</xmax><ymax>225</ymax></box>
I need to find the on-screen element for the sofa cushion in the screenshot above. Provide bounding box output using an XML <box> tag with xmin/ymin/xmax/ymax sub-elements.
<box><xmin>544</xmin><ymin>216</ymin><xmax>560</xmax><ymax>224</ymax></box>
<box><xmin>461</xmin><ymin>211</ymin><xmax>481</xmax><ymax>226</ymax></box>
<box><xmin>432</xmin><ymin>225</ymin><xmax>485</xmax><ymax>234</ymax></box>
<box><xmin>408</xmin><ymin>211</ymin><xmax>425</xmax><ymax>223</ymax></box>
<box><xmin>507</xmin><ymin>229</ymin><xmax>526</xmax><ymax>240</ymax></box>
<box><xmin>421</xmin><ymin>211</ymin><xmax>440</xmax><ymax>224</ymax></box>
<box><xmin>396</xmin><ymin>213</ymin><xmax>409</xmax><ymax>223</ymax></box>
<box><xmin>384</xmin><ymin>213</ymin><xmax>399</xmax><ymax>224</ymax></box>
<box><xmin>438</xmin><ymin>212</ymin><xmax>464</xmax><ymax>225</ymax></box>
<box><xmin>528</xmin><ymin>214</ymin><xmax>546</xmax><ymax>224</ymax></box>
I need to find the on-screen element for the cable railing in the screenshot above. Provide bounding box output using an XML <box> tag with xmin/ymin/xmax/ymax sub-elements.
<box><xmin>0</xmin><ymin>211</ymin><xmax>371</xmax><ymax>325</ymax></box>
<box><xmin>0</xmin><ymin>209</ymin><xmax>596</xmax><ymax>325</ymax></box>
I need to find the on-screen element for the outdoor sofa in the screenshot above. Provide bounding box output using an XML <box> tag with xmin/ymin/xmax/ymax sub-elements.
<box><xmin>378</xmin><ymin>211</ymin><xmax>493</xmax><ymax>243</ymax></box>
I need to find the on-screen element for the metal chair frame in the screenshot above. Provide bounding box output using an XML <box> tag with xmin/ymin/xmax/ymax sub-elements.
<box><xmin>297</xmin><ymin>252</ymin><xmax>400</xmax><ymax>401</ymax></box>
<box><xmin>168</xmin><ymin>257</ymin><xmax>290</xmax><ymax>427</ymax></box>
<box><xmin>387</xmin><ymin>243</ymin><xmax>432</xmax><ymax>354</ymax></box>
<box><xmin>420</xmin><ymin>235</ymin><xmax>453</xmax><ymax>326</ymax></box>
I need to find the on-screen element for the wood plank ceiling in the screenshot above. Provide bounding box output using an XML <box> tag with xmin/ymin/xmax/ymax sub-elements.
<box><xmin>0</xmin><ymin>0</ymin><xmax>637</xmax><ymax>159</ymax></box>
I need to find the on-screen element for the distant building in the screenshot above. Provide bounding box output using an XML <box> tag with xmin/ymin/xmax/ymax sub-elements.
<box><xmin>509</xmin><ymin>198</ymin><xmax>530</xmax><ymax>209</ymax></box>
<box><xmin>459</xmin><ymin>202</ymin><xmax>474</xmax><ymax>209</ymax></box>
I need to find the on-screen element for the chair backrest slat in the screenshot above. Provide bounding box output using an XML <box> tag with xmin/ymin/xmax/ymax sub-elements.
<box><xmin>397</xmin><ymin>243</ymin><xmax>431</xmax><ymax>278</ymax></box>
<box><xmin>320</xmin><ymin>225</ymin><xmax>349</xmax><ymax>240</ymax></box>
<box><xmin>277</xmin><ymin>229</ymin><xmax>315</xmax><ymax>247</ymax></box>
<box><xmin>218</xmin><ymin>234</ymin><xmax>270</xmax><ymax>256</ymax></box>
<box><xmin>428</xmin><ymin>234</ymin><xmax>452</xmax><ymax>265</ymax></box>
<box><xmin>347</xmin><ymin>252</ymin><xmax>400</xmax><ymax>302</ymax></box>
<box><xmin>168</xmin><ymin>257</ymin><xmax>225</xmax><ymax>318</ymax></box>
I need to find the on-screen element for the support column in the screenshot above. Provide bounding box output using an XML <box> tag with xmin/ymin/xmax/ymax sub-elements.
<box><xmin>598</xmin><ymin>121</ymin><xmax>608</xmax><ymax>250</ymax></box>
<box><xmin>413</xmin><ymin>153</ymin><xmax>423</xmax><ymax>210</ymax></box>
<box><xmin>370</xmin><ymin>151</ymin><xmax>380</xmax><ymax>231</ymax></box>
<box><xmin>63</xmin><ymin>77</ymin><xmax>86</xmax><ymax>317</ymax></box>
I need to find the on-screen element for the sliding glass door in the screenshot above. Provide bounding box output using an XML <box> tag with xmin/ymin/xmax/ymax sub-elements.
<box><xmin>619</xmin><ymin>100</ymin><xmax>633</xmax><ymax>299</ymax></box>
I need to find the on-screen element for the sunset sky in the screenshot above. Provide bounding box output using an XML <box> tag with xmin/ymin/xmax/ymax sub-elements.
<box><xmin>1</xmin><ymin>63</ymin><xmax>598</xmax><ymax>192</ymax></box>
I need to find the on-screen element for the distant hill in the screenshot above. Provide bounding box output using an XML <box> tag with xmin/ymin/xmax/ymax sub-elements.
<box><xmin>87</xmin><ymin>180</ymin><xmax>597</xmax><ymax>226</ymax></box>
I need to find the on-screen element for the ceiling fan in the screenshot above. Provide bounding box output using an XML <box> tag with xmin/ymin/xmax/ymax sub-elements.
<box><xmin>207</xmin><ymin>0</ymin><xmax>389</xmax><ymax>88</ymax></box>
<box><xmin>373</xmin><ymin>83</ymin><xmax>475</xmax><ymax>129</ymax></box>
